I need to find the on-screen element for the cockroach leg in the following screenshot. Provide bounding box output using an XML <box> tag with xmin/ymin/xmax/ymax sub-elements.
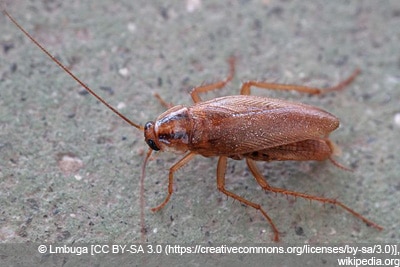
<box><xmin>324</xmin><ymin>68</ymin><xmax>361</xmax><ymax>93</ymax></box>
<box><xmin>217</xmin><ymin>156</ymin><xmax>281</xmax><ymax>241</ymax></box>
<box><xmin>240</xmin><ymin>69</ymin><xmax>361</xmax><ymax>95</ymax></box>
<box><xmin>245</xmin><ymin>158</ymin><xmax>384</xmax><ymax>232</ymax></box>
<box><xmin>325</xmin><ymin>138</ymin><xmax>353</xmax><ymax>172</ymax></box>
<box><xmin>153</xmin><ymin>92</ymin><xmax>173</xmax><ymax>109</ymax></box>
<box><xmin>151</xmin><ymin>152</ymin><xmax>197</xmax><ymax>212</ymax></box>
<box><xmin>190</xmin><ymin>56</ymin><xmax>235</xmax><ymax>103</ymax></box>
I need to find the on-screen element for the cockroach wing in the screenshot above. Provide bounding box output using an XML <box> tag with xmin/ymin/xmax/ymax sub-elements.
<box><xmin>188</xmin><ymin>95</ymin><xmax>339</xmax><ymax>157</ymax></box>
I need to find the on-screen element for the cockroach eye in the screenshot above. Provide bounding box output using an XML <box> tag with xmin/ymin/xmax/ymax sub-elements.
<box><xmin>146</xmin><ymin>139</ymin><xmax>160</xmax><ymax>151</ymax></box>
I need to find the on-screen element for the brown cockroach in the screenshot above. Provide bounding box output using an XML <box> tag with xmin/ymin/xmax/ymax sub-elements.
<box><xmin>3</xmin><ymin>9</ymin><xmax>383</xmax><ymax>242</ymax></box>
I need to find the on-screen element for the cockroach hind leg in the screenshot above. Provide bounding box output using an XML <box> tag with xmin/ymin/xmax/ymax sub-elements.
<box><xmin>323</xmin><ymin>68</ymin><xmax>361</xmax><ymax>93</ymax></box>
<box><xmin>240</xmin><ymin>68</ymin><xmax>361</xmax><ymax>96</ymax></box>
<box><xmin>329</xmin><ymin>156</ymin><xmax>353</xmax><ymax>172</ymax></box>
<box><xmin>326</xmin><ymin>139</ymin><xmax>353</xmax><ymax>172</ymax></box>
<box><xmin>245</xmin><ymin>158</ymin><xmax>383</xmax><ymax>235</ymax></box>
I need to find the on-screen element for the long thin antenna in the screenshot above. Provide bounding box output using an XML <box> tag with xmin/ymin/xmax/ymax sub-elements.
<box><xmin>2</xmin><ymin>9</ymin><xmax>144</xmax><ymax>131</ymax></box>
<box><xmin>140</xmin><ymin>148</ymin><xmax>153</xmax><ymax>243</ymax></box>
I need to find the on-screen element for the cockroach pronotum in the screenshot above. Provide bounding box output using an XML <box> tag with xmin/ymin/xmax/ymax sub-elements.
<box><xmin>3</xmin><ymin>9</ymin><xmax>383</xmax><ymax>242</ymax></box>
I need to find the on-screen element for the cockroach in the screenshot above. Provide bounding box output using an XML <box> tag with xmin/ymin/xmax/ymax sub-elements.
<box><xmin>3</xmin><ymin>9</ymin><xmax>383</xmax><ymax>242</ymax></box>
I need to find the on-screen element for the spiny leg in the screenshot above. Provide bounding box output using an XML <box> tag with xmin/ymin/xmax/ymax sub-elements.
<box><xmin>240</xmin><ymin>69</ymin><xmax>360</xmax><ymax>95</ymax></box>
<box><xmin>216</xmin><ymin>156</ymin><xmax>281</xmax><ymax>242</ymax></box>
<box><xmin>245</xmin><ymin>158</ymin><xmax>383</xmax><ymax>231</ymax></box>
<box><xmin>190</xmin><ymin>57</ymin><xmax>235</xmax><ymax>103</ymax></box>
<box><xmin>151</xmin><ymin>152</ymin><xmax>196</xmax><ymax>212</ymax></box>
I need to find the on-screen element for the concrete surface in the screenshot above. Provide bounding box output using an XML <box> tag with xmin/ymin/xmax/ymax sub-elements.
<box><xmin>1</xmin><ymin>0</ymin><xmax>399</xmax><ymax>245</ymax></box>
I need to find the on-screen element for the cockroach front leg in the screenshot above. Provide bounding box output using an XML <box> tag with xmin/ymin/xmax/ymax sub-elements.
<box><xmin>245</xmin><ymin>158</ymin><xmax>384</xmax><ymax>231</ymax></box>
<box><xmin>216</xmin><ymin>156</ymin><xmax>281</xmax><ymax>242</ymax></box>
<box><xmin>153</xmin><ymin>92</ymin><xmax>173</xmax><ymax>109</ymax></box>
<box><xmin>151</xmin><ymin>152</ymin><xmax>196</xmax><ymax>212</ymax></box>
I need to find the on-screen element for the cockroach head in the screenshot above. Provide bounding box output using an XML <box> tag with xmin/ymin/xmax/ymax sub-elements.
<box><xmin>143</xmin><ymin>105</ymin><xmax>191</xmax><ymax>154</ymax></box>
<box><xmin>144</xmin><ymin>121</ymin><xmax>160</xmax><ymax>151</ymax></box>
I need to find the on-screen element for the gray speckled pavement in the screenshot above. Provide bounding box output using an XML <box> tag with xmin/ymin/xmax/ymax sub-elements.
<box><xmin>1</xmin><ymin>0</ymin><xmax>398</xmax><ymax>246</ymax></box>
